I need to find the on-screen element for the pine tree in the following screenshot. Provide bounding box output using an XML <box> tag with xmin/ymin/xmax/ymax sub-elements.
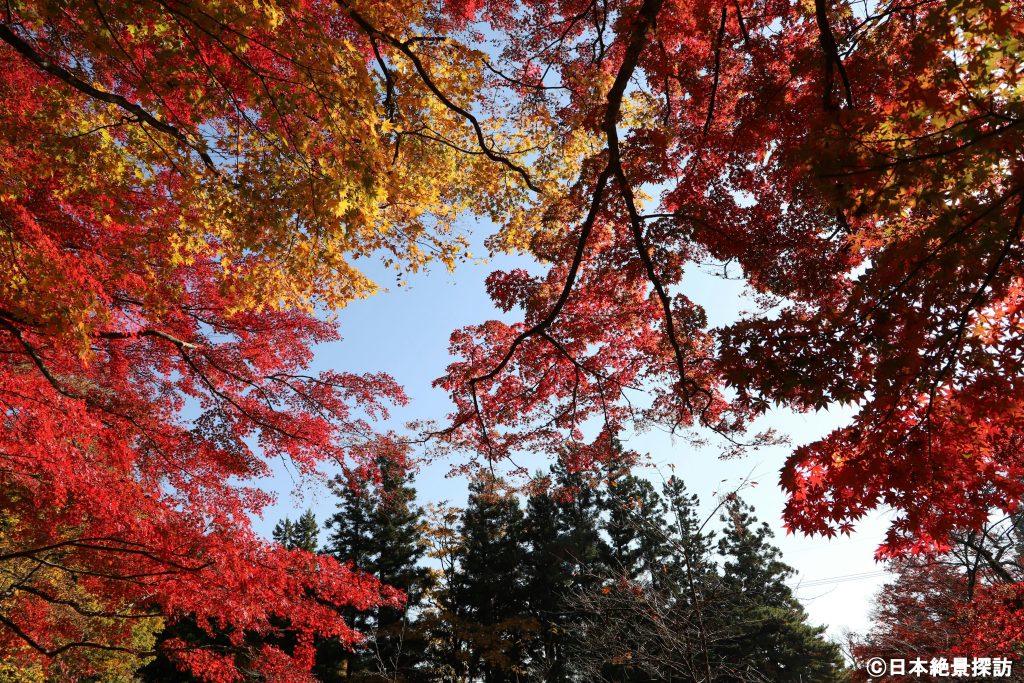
<box><xmin>659</xmin><ymin>476</ymin><xmax>717</xmax><ymax>583</ymax></box>
<box><xmin>715</xmin><ymin>498</ymin><xmax>847</xmax><ymax>683</ymax></box>
<box><xmin>520</xmin><ymin>473</ymin><xmax>573</xmax><ymax>682</ymax></box>
<box><xmin>319</xmin><ymin>473</ymin><xmax>376</xmax><ymax>683</ymax></box>
<box><xmin>659</xmin><ymin>476</ymin><xmax>730</xmax><ymax>683</ymax></box>
<box><xmin>585</xmin><ymin>469</ymin><xmax>668</xmax><ymax>683</ymax></box>
<box><xmin>272</xmin><ymin>509</ymin><xmax>319</xmax><ymax>552</ymax></box>
<box><xmin>318</xmin><ymin>458</ymin><xmax>432</xmax><ymax>682</ymax></box>
<box><xmin>551</xmin><ymin>461</ymin><xmax>608</xmax><ymax>590</ymax></box>
<box><xmin>601</xmin><ymin>468</ymin><xmax>667</xmax><ymax>582</ymax></box>
<box><xmin>367</xmin><ymin>459</ymin><xmax>433</xmax><ymax>682</ymax></box>
<box><xmin>453</xmin><ymin>475</ymin><xmax>532</xmax><ymax>683</ymax></box>
<box><xmin>570</xmin><ymin>473</ymin><xmax>722</xmax><ymax>683</ymax></box>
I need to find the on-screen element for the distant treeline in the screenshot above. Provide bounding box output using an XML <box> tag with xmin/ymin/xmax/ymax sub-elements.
<box><xmin>140</xmin><ymin>454</ymin><xmax>848</xmax><ymax>683</ymax></box>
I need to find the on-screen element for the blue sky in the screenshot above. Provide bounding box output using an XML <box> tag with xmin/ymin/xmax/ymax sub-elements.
<box><xmin>252</xmin><ymin>218</ymin><xmax>894</xmax><ymax>644</ymax></box>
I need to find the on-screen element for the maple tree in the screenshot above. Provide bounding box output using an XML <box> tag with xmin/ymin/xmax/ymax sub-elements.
<box><xmin>0</xmin><ymin>0</ymin><xmax>535</xmax><ymax>679</ymax></box>
<box><xmin>0</xmin><ymin>511</ymin><xmax>162</xmax><ymax>682</ymax></box>
<box><xmin>435</xmin><ymin>0</ymin><xmax>1024</xmax><ymax>544</ymax></box>
<box><xmin>5</xmin><ymin>0</ymin><xmax>1024</xmax><ymax>677</ymax></box>
<box><xmin>425</xmin><ymin>0</ymin><xmax>1024</xmax><ymax>656</ymax></box>
<box><xmin>851</xmin><ymin>514</ymin><xmax>1024</xmax><ymax>680</ymax></box>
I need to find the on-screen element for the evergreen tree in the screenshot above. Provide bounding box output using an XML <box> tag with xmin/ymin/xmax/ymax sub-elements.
<box><xmin>550</xmin><ymin>460</ymin><xmax>608</xmax><ymax>590</ymax></box>
<box><xmin>658</xmin><ymin>476</ymin><xmax>730</xmax><ymax>683</ymax></box>
<box><xmin>570</xmin><ymin>473</ymin><xmax>722</xmax><ymax>683</ymax></box>
<box><xmin>453</xmin><ymin>475</ymin><xmax>532</xmax><ymax>683</ymax></box>
<box><xmin>366</xmin><ymin>460</ymin><xmax>433</xmax><ymax>682</ymax></box>
<box><xmin>318</xmin><ymin>458</ymin><xmax>432</xmax><ymax>682</ymax></box>
<box><xmin>520</xmin><ymin>471</ymin><xmax>598</xmax><ymax>683</ymax></box>
<box><xmin>659</xmin><ymin>476</ymin><xmax>717</xmax><ymax>585</ymax></box>
<box><xmin>552</xmin><ymin>461</ymin><xmax>612</xmax><ymax>680</ymax></box>
<box><xmin>587</xmin><ymin>469</ymin><xmax>668</xmax><ymax>683</ymax></box>
<box><xmin>520</xmin><ymin>473</ymin><xmax>574</xmax><ymax>682</ymax></box>
<box><xmin>715</xmin><ymin>498</ymin><xmax>847</xmax><ymax>683</ymax></box>
<box><xmin>601</xmin><ymin>468</ymin><xmax>667</xmax><ymax>582</ymax></box>
<box><xmin>320</xmin><ymin>472</ymin><xmax>376</xmax><ymax>680</ymax></box>
<box><xmin>272</xmin><ymin>508</ymin><xmax>319</xmax><ymax>552</ymax></box>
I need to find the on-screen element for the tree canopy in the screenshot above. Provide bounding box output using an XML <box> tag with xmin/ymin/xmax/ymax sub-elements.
<box><xmin>2</xmin><ymin>0</ymin><xmax>1023</xmax><ymax>678</ymax></box>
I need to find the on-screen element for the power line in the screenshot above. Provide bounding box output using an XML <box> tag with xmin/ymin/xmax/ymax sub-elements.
<box><xmin>790</xmin><ymin>570</ymin><xmax>891</xmax><ymax>588</ymax></box>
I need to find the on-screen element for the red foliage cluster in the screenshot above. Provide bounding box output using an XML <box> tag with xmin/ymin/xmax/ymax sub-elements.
<box><xmin>0</xmin><ymin>1</ymin><xmax>416</xmax><ymax>678</ymax></box>
<box><xmin>4</xmin><ymin>0</ymin><xmax>1024</xmax><ymax>675</ymax></box>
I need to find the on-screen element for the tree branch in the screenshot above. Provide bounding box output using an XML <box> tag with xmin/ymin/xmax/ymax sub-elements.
<box><xmin>0</xmin><ymin>23</ymin><xmax>217</xmax><ymax>172</ymax></box>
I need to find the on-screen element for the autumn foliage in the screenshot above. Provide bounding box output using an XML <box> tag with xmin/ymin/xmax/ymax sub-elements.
<box><xmin>2</xmin><ymin>0</ymin><xmax>1024</xmax><ymax>678</ymax></box>
<box><xmin>0</xmin><ymin>0</ymin><xmax>507</xmax><ymax>678</ymax></box>
<box><xmin>852</xmin><ymin>515</ymin><xmax>1024</xmax><ymax>679</ymax></box>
